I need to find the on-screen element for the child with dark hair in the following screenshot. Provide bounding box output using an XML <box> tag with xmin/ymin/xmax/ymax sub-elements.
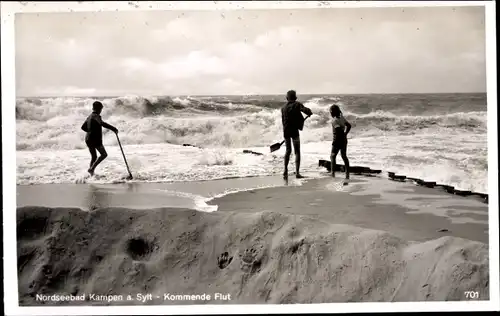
<box><xmin>329</xmin><ymin>104</ymin><xmax>351</xmax><ymax>179</ymax></box>
<box><xmin>81</xmin><ymin>101</ymin><xmax>118</xmax><ymax>175</ymax></box>
<box><xmin>281</xmin><ymin>90</ymin><xmax>313</xmax><ymax>179</ymax></box>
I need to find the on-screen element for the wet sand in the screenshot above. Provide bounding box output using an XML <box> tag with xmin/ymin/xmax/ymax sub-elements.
<box><xmin>209</xmin><ymin>177</ymin><xmax>488</xmax><ymax>243</ymax></box>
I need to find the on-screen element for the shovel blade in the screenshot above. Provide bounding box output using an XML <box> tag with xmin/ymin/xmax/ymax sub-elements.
<box><xmin>270</xmin><ymin>142</ymin><xmax>282</xmax><ymax>153</ymax></box>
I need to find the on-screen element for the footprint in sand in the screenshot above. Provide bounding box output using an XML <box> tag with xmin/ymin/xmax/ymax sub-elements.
<box><xmin>125</xmin><ymin>237</ymin><xmax>157</xmax><ymax>261</ymax></box>
<box><xmin>216</xmin><ymin>252</ymin><xmax>233</xmax><ymax>269</ymax></box>
<box><xmin>327</xmin><ymin>179</ymin><xmax>349</xmax><ymax>192</ymax></box>
<box><xmin>239</xmin><ymin>244</ymin><xmax>265</xmax><ymax>273</ymax></box>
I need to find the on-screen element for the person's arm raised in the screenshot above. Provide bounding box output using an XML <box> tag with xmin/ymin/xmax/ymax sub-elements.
<box><xmin>299</xmin><ymin>102</ymin><xmax>313</xmax><ymax>117</ymax></box>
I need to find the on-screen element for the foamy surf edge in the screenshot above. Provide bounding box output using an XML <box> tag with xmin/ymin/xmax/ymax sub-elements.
<box><xmin>152</xmin><ymin>176</ymin><xmax>311</xmax><ymax>213</ymax></box>
<box><xmin>203</xmin><ymin>176</ymin><xmax>309</xmax><ymax>204</ymax></box>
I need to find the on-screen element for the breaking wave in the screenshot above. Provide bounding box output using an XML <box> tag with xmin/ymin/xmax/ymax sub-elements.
<box><xmin>16</xmin><ymin>96</ymin><xmax>487</xmax><ymax>151</ymax></box>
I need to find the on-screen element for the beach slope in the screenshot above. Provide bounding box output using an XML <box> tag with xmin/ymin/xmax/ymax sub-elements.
<box><xmin>17</xmin><ymin>182</ymin><xmax>489</xmax><ymax>305</ymax></box>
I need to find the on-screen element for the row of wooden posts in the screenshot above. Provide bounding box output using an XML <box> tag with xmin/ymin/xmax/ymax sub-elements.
<box><xmin>187</xmin><ymin>146</ymin><xmax>488</xmax><ymax>205</ymax></box>
<box><xmin>317</xmin><ymin>159</ymin><xmax>488</xmax><ymax>204</ymax></box>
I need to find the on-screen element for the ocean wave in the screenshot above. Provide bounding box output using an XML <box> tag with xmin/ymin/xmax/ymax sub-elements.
<box><xmin>16</xmin><ymin>96</ymin><xmax>486</xmax><ymax>151</ymax></box>
<box><xmin>343</xmin><ymin>110</ymin><xmax>487</xmax><ymax>133</ymax></box>
<box><xmin>15</xmin><ymin>93</ymin><xmax>487</xmax><ymax>120</ymax></box>
<box><xmin>15</xmin><ymin>95</ymin><xmax>282</xmax><ymax>121</ymax></box>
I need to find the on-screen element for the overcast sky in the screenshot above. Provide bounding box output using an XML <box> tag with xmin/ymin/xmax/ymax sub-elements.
<box><xmin>15</xmin><ymin>6</ymin><xmax>486</xmax><ymax>96</ymax></box>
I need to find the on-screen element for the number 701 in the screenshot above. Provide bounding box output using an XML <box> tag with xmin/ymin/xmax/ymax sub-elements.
<box><xmin>464</xmin><ymin>291</ymin><xmax>479</xmax><ymax>299</ymax></box>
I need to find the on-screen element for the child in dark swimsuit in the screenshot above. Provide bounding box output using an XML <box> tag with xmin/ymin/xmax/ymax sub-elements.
<box><xmin>329</xmin><ymin>104</ymin><xmax>351</xmax><ymax>179</ymax></box>
<box><xmin>81</xmin><ymin>101</ymin><xmax>118</xmax><ymax>176</ymax></box>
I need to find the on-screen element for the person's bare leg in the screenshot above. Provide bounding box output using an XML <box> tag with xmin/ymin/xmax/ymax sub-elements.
<box><xmin>89</xmin><ymin>145</ymin><xmax>108</xmax><ymax>174</ymax></box>
<box><xmin>283</xmin><ymin>137</ymin><xmax>292</xmax><ymax>179</ymax></box>
<box><xmin>330</xmin><ymin>147</ymin><xmax>339</xmax><ymax>177</ymax></box>
<box><xmin>293</xmin><ymin>137</ymin><xmax>303</xmax><ymax>178</ymax></box>
<box><xmin>341</xmin><ymin>146</ymin><xmax>350</xmax><ymax>179</ymax></box>
<box><xmin>88</xmin><ymin>146</ymin><xmax>97</xmax><ymax>175</ymax></box>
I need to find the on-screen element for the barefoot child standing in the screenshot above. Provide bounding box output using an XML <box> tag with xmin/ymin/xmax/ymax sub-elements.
<box><xmin>329</xmin><ymin>104</ymin><xmax>351</xmax><ymax>179</ymax></box>
<box><xmin>81</xmin><ymin>101</ymin><xmax>118</xmax><ymax>176</ymax></box>
<box><xmin>281</xmin><ymin>90</ymin><xmax>313</xmax><ymax>180</ymax></box>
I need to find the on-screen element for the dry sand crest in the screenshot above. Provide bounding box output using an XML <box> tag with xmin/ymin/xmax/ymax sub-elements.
<box><xmin>17</xmin><ymin>203</ymin><xmax>489</xmax><ymax>305</ymax></box>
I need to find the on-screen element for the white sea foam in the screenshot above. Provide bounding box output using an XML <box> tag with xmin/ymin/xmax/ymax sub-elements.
<box><xmin>16</xmin><ymin>135</ymin><xmax>488</xmax><ymax>193</ymax></box>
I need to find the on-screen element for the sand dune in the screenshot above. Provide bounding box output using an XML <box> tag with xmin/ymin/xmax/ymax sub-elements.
<box><xmin>17</xmin><ymin>206</ymin><xmax>489</xmax><ymax>305</ymax></box>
